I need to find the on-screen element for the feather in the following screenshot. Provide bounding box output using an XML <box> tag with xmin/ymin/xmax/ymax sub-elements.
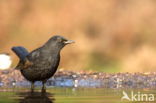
<box><xmin>12</xmin><ymin>46</ymin><xmax>29</xmax><ymax>60</ymax></box>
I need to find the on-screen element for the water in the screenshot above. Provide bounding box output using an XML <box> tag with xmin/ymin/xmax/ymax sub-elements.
<box><xmin>0</xmin><ymin>88</ymin><xmax>155</xmax><ymax>103</ymax></box>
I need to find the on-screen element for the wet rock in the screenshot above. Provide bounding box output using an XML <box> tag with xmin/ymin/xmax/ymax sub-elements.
<box><xmin>0</xmin><ymin>69</ymin><xmax>156</xmax><ymax>88</ymax></box>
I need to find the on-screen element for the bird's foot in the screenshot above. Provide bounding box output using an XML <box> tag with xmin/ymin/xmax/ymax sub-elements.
<box><xmin>42</xmin><ymin>80</ymin><xmax>47</xmax><ymax>93</ymax></box>
<box><xmin>31</xmin><ymin>82</ymin><xmax>34</xmax><ymax>93</ymax></box>
<box><xmin>42</xmin><ymin>88</ymin><xmax>46</xmax><ymax>93</ymax></box>
<box><xmin>31</xmin><ymin>89</ymin><xmax>34</xmax><ymax>93</ymax></box>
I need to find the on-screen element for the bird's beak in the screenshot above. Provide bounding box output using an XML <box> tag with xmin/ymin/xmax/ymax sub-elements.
<box><xmin>64</xmin><ymin>40</ymin><xmax>75</xmax><ymax>44</ymax></box>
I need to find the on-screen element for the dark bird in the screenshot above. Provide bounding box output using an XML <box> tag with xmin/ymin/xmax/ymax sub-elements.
<box><xmin>12</xmin><ymin>35</ymin><xmax>74</xmax><ymax>92</ymax></box>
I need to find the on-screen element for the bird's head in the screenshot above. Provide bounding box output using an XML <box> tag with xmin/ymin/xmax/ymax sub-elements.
<box><xmin>44</xmin><ymin>35</ymin><xmax>75</xmax><ymax>51</ymax></box>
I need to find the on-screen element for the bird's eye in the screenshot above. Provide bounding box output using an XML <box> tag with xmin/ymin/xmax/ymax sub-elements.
<box><xmin>57</xmin><ymin>38</ymin><xmax>62</xmax><ymax>42</ymax></box>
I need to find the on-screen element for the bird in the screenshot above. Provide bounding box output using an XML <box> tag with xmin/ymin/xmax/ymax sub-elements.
<box><xmin>12</xmin><ymin>35</ymin><xmax>74</xmax><ymax>92</ymax></box>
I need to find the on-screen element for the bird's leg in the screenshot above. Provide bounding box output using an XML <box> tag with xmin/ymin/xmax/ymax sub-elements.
<box><xmin>24</xmin><ymin>58</ymin><xmax>33</xmax><ymax>69</ymax></box>
<box><xmin>42</xmin><ymin>80</ymin><xmax>47</xmax><ymax>93</ymax></box>
<box><xmin>31</xmin><ymin>82</ymin><xmax>34</xmax><ymax>93</ymax></box>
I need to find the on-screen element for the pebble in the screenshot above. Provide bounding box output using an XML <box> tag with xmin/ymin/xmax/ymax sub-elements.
<box><xmin>0</xmin><ymin>69</ymin><xmax>156</xmax><ymax>88</ymax></box>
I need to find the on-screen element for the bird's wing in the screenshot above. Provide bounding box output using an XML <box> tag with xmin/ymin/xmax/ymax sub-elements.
<box><xmin>27</xmin><ymin>47</ymin><xmax>41</xmax><ymax>61</ymax></box>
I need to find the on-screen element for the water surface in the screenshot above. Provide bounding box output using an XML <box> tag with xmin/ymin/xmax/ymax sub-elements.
<box><xmin>0</xmin><ymin>88</ymin><xmax>155</xmax><ymax>103</ymax></box>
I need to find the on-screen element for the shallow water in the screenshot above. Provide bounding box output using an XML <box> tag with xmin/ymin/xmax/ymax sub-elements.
<box><xmin>0</xmin><ymin>88</ymin><xmax>155</xmax><ymax>103</ymax></box>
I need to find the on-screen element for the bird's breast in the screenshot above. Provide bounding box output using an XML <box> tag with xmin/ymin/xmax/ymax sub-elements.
<box><xmin>21</xmin><ymin>54</ymin><xmax>60</xmax><ymax>81</ymax></box>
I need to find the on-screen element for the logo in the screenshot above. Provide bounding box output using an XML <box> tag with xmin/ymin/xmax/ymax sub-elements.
<box><xmin>121</xmin><ymin>91</ymin><xmax>155</xmax><ymax>102</ymax></box>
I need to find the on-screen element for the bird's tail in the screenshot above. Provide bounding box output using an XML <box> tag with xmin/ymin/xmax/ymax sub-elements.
<box><xmin>11</xmin><ymin>46</ymin><xmax>29</xmax><ymax>61</ymax></box>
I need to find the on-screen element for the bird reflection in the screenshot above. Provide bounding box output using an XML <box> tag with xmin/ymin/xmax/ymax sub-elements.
<box><xmin>17</xmin><ymin>92</ymin><xmax>55</xmax><ymax>103</ymax></box>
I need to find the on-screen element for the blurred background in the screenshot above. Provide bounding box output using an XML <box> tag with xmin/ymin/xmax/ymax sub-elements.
<box><xmin>0</xmin><ymin>0</ymin><xmax>156</xmax><ymax>73</ymax></box>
